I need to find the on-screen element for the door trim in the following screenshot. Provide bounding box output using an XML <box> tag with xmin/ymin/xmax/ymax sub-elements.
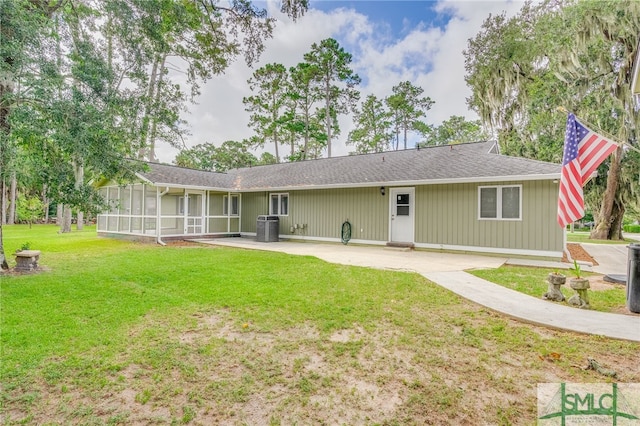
<box><xmin>389</xmin><ymin>187</ymin><xmax>415</xmax><ymax>243</ymax></box>
<box><xmin>184</xmin><ymin>190</ymin><xmax>205</xmax><ymax>234</ymax></box>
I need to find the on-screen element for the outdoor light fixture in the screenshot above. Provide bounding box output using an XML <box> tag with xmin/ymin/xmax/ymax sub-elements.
<box><xmin>380</xmin><ymin>186</ymin><xmax>385</xmax><ymax>196</ymax></box>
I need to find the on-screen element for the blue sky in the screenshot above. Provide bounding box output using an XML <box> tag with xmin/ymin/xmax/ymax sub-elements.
<box><xmin>160</xmin><ymin>0</ymin><xmax>526</xmax><ymax>163</ymax></box>
<box><xmin>311</xmin><ymin>1</ymin><xmax>452</xmax><ymax>38</ymax></box>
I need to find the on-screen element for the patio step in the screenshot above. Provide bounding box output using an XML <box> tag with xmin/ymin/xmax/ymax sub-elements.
<box><xmin>385</xmin><ymin>242</ymin><xmax>414</xmax><ymax>251</ymax></box>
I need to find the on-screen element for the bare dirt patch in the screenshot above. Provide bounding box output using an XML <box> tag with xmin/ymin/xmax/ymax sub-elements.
<box><xmin>587</xmin><ymin>275</ymin><xmax>622</xmax><ymax>291</ymax></box>
<box><xmin>0</xmin><ymin>265</ymin><xmax>52</xmax><ymax>276</ymax></box>
<box><xmin>5</xmin><ymin>306</ymin><xmax>639</xmax><ymax>425</ymax></box>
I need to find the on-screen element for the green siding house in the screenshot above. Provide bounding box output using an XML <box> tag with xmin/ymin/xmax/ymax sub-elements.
<box><xmin>97</xmin><ymin>141</ymin><xmax>564</xmax><ymax>258</ymax></box>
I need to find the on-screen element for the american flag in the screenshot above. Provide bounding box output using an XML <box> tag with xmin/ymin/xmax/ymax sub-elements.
<box><xmin>557</xmin><ymin>113</ymin><xmax>619</xmax><ymax>228</ymax></box>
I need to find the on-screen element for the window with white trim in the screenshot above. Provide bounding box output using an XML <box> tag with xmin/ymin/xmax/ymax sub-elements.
<box><xmin>270</xmin><ymin>193</ymin><xmax>289</xmax><ymax>216</ymax></box>
<box><xmin>478</xmin><ymin>185</ymin><xmax>521</xmax><ymax>220</ymax></box>
<box><xmin>223</xmin><ymin>194</ymin><xmax>239</xmax><ymax>216</ymax></box>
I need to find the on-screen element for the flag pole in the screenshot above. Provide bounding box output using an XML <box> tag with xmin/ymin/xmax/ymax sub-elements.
<box><xmin>557</xmin><ymin>106</ymin><xmax>640</xmax><ymax>155</ymax></box>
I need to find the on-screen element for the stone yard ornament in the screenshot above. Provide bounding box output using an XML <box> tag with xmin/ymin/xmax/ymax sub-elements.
<box><xmin>567</xmin><ymin>260</ymin><xmax>590</xmax><ymax>309</ymax></box>
<box><xmin>14</xmin><ymin>249</ymin><xmax>41</xmax><ymax>272</ymax></box>
<box><xmin>543</xmin><ymin>272</ymin><xmax>566</xmax><ymax>302</ymax></box>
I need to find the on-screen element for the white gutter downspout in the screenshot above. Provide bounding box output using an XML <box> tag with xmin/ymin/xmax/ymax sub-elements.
<box><xmin>156</xmin><ymin>186</ymin><xmax>170</xmax><ymax>246</ymax></box>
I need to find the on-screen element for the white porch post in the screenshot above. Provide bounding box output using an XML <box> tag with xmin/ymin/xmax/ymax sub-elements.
<box><xmin>156</xmin><ymin>186</ymin><xmax>161</xmax><ymax>243</ymax></box>
<box><xmin>205</xmin><ymin>191</ymin><xmax>209</xmax><ymax>234</ymax></box>
<box><xmin>227</xmin><ymin>191</ymin><xmax>231</xmax><ymax>233</ymax></box>
<box><xmin>183</xmin><ymin>189</ymin><xmax>188</xmax><ymax>234</ymax></box>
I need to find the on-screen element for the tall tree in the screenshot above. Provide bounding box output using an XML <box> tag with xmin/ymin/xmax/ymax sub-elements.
<box><xmin>464</xmin><ymin>0</ymin><xmax>640</xmax><ymax>240</ymax></box>
<box><xmin>419</xmin><ymin>116</ymin><xmax>489</xmax><ymax>146</ymax></box>
<box><xmin>0</xmin><ymin>0</ymin><xmax>62</xmax><ymax>267</ymax></box>
<box><xmin>0</xmin><ymin>0</ymin><xmax>309</xmax><ymax>261</ymax></box>
<box><xmin>243</xmin><ymin>63</ymin><xmax>289</xmax><ymax>162</ymax></box>
<box><xmin>385</xmin><ymin>81</ymin><xmax>434</xmax><ymax>150</ymax></box>
<box><xmin>106</xmin><ymin>0</ymin><xmax>305</xmax><ymax>162</ymax></box>
<box><xmin>287</xmin><ymin>62</ymin><xmax>324</xmax><ymax>160</ymax></box>
<box><xmin>303</xmin><ymin>38</ymin><xmax>360</xmax><ymax>158</ymax></box>
<box><xmin>347</xmin><ymin>94</ymin><xmax>392</xmax><ymax>154</ymax></box>
<box><xmin>174</xmin><ymin>140</ymin><xmax>258</xmax><ymax>172</ymax></box>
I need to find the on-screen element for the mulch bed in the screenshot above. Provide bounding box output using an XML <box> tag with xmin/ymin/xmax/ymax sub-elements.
<box><xmin>562</xmin><ymin>242</ymin><xmax>599</xmax><ymax>265</ymax></box>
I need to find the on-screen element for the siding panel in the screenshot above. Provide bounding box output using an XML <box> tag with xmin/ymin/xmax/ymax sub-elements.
<box><xmin>413</xmin><ymin>181</ymin><xmax>562</xmax><ymax>253</ymax></box>
<box><xmin>280</xmin><ymin>188</ymin><xmax>388</xmax><ymax>241</ymax></box>
<box><xmin>240</xmin><ymin>192</ymin><xmax>268</xmax><ymax>233</ymax></box>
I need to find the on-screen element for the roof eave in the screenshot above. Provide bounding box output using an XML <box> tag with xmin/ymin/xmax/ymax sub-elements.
<box><xmin>149</xmin><ymin>182</ymin><xmax>233</xmax><ymax>191</ymax></box>
<box><xmin>134</xmin><ymin>172</ymin><xmax>153</xmax><ymax>185</ymax></box>
<box><xmin>234</xmin><ymin>173</ymin><xmax>561</xmax><ymax>192</ymax></box>
<box><xmin>133</xmin><ymin>175</ymin><xmax>232</xmax><ymax>191</ymax></box>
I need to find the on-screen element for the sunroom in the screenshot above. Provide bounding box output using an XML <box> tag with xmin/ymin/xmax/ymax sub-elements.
<box><xmin>97</xmin><ymin>183</ymin><xmax>242</xmax><ymax>242</ymax></box>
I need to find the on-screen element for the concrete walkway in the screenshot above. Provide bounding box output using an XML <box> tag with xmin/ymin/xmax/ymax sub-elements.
<box><xmin>422</xmin><ymin>271</ymin><xmax>639</xmax><ymax>342</ymax></box>
<box><xmin>581</xmin><ymin>243</ymin><xmax>629</xmax><ymax>276</ymax></box>
<box><xmin>196</xmin><ymin>238</ymin><xmax>640</xmax><ymax>342</ymax></box>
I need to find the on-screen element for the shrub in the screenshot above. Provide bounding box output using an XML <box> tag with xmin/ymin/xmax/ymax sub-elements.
<box><xmin>623</xmin><ymin>224</ymin><xmax>640</xmax><ymax>233</ymax></box>
<box><xmin>17</xmin><ymin>196</ymin><xmax>45</xmax><ymax>227</ymax></box>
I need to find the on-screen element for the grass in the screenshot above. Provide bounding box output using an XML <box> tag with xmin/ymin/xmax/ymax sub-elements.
<box><xmin>1</xmin><ymin>225</ymin><xmax>639</xmax><ymax>425</ymax></box>
<box><xmin>566</xmin><ymin>231</ymin><xmax>632</xmax><ymax>244</ymax></box>
<box><xmin>467</xmin><ymin>265</ymin><xmax>627</xmax><ymax>313</ymax></box>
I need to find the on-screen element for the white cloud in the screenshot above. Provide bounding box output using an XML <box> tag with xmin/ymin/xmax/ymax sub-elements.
<box><xmin>156</xmin><ymin>1</ymin><xmax>527</xmax><ymax>163</ymax></box>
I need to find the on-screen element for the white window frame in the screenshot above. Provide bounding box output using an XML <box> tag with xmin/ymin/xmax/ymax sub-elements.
<box><xmin>478</xmin><ymin>185</ymin><xmax>522</xmax><ymax>221</ymax></box>
<box><xmin>223</xmin><ymin>194</ymin><xmax>239</xmax><ymax>216</ymax></box>
<box><xmin>178</xmin><ymin>196</ymin><xmax>185</xmax><ymax>215</ymax></box>
<box><xmin>269</xmin><ymin>193</ymin><xmax>289</xmax><ymax>216</ymax></box>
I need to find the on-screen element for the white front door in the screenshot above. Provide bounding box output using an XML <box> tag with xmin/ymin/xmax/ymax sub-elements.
<box><xmin>390</xmin><ymin>188</ymin><xmax>415</xmax><ymax>243</ymax></box>
<box><xmin>185</xmin><ymin>191</ymin><xmax>204</xmax><ymax>234</ymax></box>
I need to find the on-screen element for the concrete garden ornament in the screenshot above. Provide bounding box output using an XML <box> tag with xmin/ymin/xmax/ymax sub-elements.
<box><xmin>567</xmin><ymin>260</ymin><xmax>590</xmax><ymax>309</ymax></box>
<box><xmin>543</xmin><ymin>272</ymin><xmax>566</xmax><ymax>302</ymax></box>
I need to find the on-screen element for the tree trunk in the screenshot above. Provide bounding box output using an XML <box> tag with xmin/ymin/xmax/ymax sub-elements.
<box><xmin>139</xmin><ymin>56</ymin><xmax>160</xmax><ymax>159</ymax></box>
<box><xmin>0</xmin><ymin>224</ymin><xmax>7</xmax><ymax>270</ymax></box>
<box><xmin>325</xmin><ymin>79</ymin><xmax>331</xmax><ymax>158</ymax></box>
<box><xmin>42</xmin><ymin>185</ymin><xmax>49</xmax><ymax>223</ymax></box>
<box><xmin>70</xmin><ymin>160</ymin><xmax>84</xmax><ymax>231</ymax></box>
<box><xmin>403</xmin><ymin>123</ymin><xmax>408</xmax><ymax>150</ymax></box>
<box><xmin>609</xmin><ymin>198</ymin><xmax>624</xmax><ymax>240</ymax></box>
<box><xmin>76</xmin><ymin>210</ymin><xmax>83</xmax><ymax>230</ymax></box>
<box><xmin>8</xmin><ymin>171</ymin><xmax>16</xmax><ymax>224</ymax></box>
<box><xmin>394</xmin><ymin>118</ymin><xmax>400</xmax><ymax>151</ymax></box>
<box><xmin>1</xmin><ymin>179</ymin><xmax>6</xmax><ymax>224</ymax></box>
<box><xmin>290</xmin><ymin>134</ymin><xmax>294</xmax><ymax>158</ymax></box>
<box><xmin>1</xmin><ymin>16</ymin><xmax>14</xmax><ymax>264</ymax></box>
<box><xmin>590</xmin><ymin>147</ymin><xmax>622</xmax><ymax>240</ymax></box>
<box><xmin>56</xmin><ymin>203</ymin><xmax>63</xmax><ymax>224</ymax></box>
<box><xmin>147</xmin><ymin>54</ymin><xmax>166</xmax><ymax>162</ymax></box>
<box><xmin>303</xmin><ymin>104</ymin><xmax>309</xmax><ymax>160</ymax></box>
<box><xmin>60</xmin><ymin>204</ymin><xmax>72</xmax><ymax>233</ymax></box>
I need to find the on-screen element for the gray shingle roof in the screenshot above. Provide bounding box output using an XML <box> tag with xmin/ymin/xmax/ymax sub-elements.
<box><xmin>138</xmin><ymin>141</ymin><xmax>560</xmax><ymax>191</ymax></box>
<box><xmin>137</xmin><ymin>162</ymin><xmax>235</xmax><ymax>189</ymax></box>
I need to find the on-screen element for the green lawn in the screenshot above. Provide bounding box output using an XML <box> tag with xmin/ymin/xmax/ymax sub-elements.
<box><xmin>566</xmin><ymin>231</ymin><xmax>632</xmax><ymax>244</ymax></box>
<box><xmin>468</xmin><ymin>266</ymin><xmax>626</xmax><ymax>313</ymax></box>
<box><xmin>1</xmin><ymin>225</ymin><xmax>638</xmax><ymax>425</ymax></box>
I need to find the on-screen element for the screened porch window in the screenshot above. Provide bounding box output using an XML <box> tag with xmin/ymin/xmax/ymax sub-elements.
<box><xmin>223</xmin><ymin>195</ymin><xmax>239</xmax><ymax>216</ymax></box>
<box><xmin>270</xmin><ymin>193</ymin><xmax>289</xmax><ymax>216</ymax></box>
<box><xmin>478</xmin><ymin>185</ymin><xmax>521</xmax><ymax>220</ymax></box>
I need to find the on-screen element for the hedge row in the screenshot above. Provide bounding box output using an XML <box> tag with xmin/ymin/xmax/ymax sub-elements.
<box><xmin>624</xmin><ymin>224</ymin><xmax>640</xmax><ymax>233</ymax></box>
